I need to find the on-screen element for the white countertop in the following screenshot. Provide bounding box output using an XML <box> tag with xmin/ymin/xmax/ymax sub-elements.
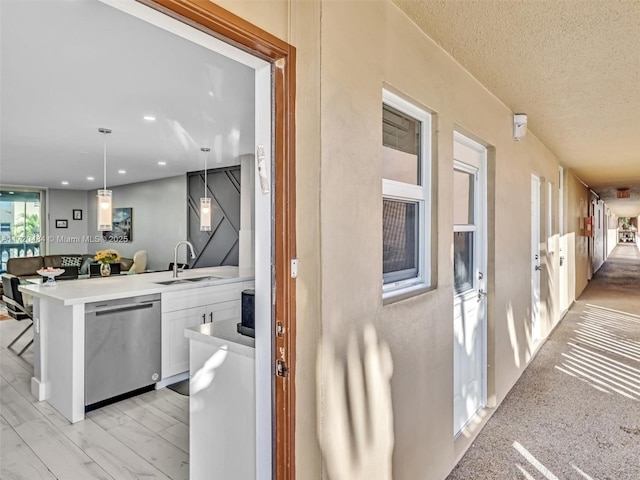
<box><xmin>185</xmin><ymin>319</ymin><xmax>255</xmax><ymax>358</ymax></box>
<box><xmin>19</xmin><ymin>266</ymin><xmax>254</xmax><ymax>306</ymax></box>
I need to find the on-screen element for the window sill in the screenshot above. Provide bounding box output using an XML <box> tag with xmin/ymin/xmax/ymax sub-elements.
<box><xmin>382</xmin><ymin>283</ymin><xmax>432</xmax><ymax>305</ymax></box>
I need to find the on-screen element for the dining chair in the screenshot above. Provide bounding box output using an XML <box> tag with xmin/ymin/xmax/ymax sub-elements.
<box><xmin>1</xmin><ymin>274</ymin><xmax>34</xmax><ymax>356</ymax></box>
<box><xmin>129</xmin><ymin>250</ymin><xmax>147</xmax><ymax>274</ymax></box>
<box><xmin>57</xmin><ymin>266</ymin><xmax>79</xmax><ymax>280</ymax></box>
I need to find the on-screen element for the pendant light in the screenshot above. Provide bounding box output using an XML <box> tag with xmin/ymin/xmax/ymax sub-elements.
<box><xmin>200</xmin><ymin>147</ymin><xmax>212</xmax><ymax>231</ymax></box>
<box><xmin>97</xmin><ymin>128</ymin><xmax>113</xmax><ymax>231</ymax></box>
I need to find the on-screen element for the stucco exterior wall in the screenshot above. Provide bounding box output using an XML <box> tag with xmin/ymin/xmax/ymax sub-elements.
<box><xmin>290</xmin><ymin>1</ymin><xmax>323</xmax><ymax>479</ymax></box>
<box><xmin>566</xmin><ymin>170</ymin><xmax>591</xmax><ymax>301</ymax></box>
<box><xmin>212</xmin><ymin>0</ymin><xmax>290</xmax><ymax>42</ymax></box>
<box><xmin>208</xmin><ymin>1</ymin><xmax>595</xmax><ymax>478</ymax></box>
<box><xmin>318</xmin><ymin>1</ymin><xmax>565</xmax><ymax>478</ymax></box>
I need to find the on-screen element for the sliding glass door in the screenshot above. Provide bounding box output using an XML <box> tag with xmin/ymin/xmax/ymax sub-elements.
<box><xmin>0</xmin><ymin>189</ymin><xmax>44</xmax><ymax>272</ymax></box>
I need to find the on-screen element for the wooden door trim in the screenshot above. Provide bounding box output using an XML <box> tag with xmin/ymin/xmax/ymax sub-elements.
<box><xmin>138</xmin><ymin>1</ymin><xmax>297</xmax><ymax>479</ymax></box>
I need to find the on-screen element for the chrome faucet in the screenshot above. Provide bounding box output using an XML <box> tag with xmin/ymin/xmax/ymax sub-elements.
<box><xmin>173</xmin><ymin>241</ymin><xmax>197</xmax><ymax>278</ymax></box>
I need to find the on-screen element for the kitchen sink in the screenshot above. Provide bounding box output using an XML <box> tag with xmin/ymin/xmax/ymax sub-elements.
<box><xmin>182</xmin><ymin>276</ymin><xmax>224</xmax><ymax>282</ymax></box>
<box><xmin>154</xmin><ymin>276</ymin><xmax>223</xmax><ymax>286</ymax></box>
<box><xmin>155</xmin><ymin>279</ymin><xmax>192</xmax><ymax>285</ymax></box>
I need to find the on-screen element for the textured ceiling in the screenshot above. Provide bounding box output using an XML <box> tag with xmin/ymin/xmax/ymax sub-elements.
<box><xmin>596</xmin><ymin>185</ymin><xmax>640</xmax><ymax>218</ymax></box>
<box><xmin>392</xmin><ymin>0</ymin><xmax>640</xmax><ymax>216</ymax></box>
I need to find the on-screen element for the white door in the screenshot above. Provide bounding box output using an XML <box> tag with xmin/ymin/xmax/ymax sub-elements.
<box><xmin>453</xmin><ymin>133</ymin><xmax>487</xmax><ymax>436</ymax></box>
<box><xmin>558</xmin><ymin>167</ymin><xmax>568</xmax><ymax>312</ymax></box>
<box><xmin>531</xmin><ymin>174</ymin><xmax>541</xmax><ymax>341</ymax></box>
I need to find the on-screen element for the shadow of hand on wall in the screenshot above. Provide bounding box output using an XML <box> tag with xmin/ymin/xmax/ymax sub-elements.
<box><xmin>317</xmin><ymin>325</ymin><xmax>394</xmax><ymax>480</ymax></box>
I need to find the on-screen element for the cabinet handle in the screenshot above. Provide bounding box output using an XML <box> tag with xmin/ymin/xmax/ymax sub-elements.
<box><xmin>92</xmin><ymin>302</ymin><xmax>155</xmax><ymax>315</ymax></box>
<box><xmin>202</xmin><ymin>313</ymin><xmax>206</xmax><ymax>323</ymax></box>
<box><xmin>209</xmin><ymin>312</ymin><xmax>213</xmax><ymax>322</ymax></box>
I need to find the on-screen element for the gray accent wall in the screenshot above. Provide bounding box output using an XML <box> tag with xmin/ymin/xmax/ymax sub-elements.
<box><xmin>86</xmin><ymin>175</ymin><xmax>187</xmax><ymax>270</ymax></box>
<box><xmin>47</xmin><ymin>189</ymin><xmax>89</xmax><ymax>255</ymax></box>
<box><xmin>187</xmin><ymin>166</ymin><xmax>241</xmax><ymax>268</ymax></box>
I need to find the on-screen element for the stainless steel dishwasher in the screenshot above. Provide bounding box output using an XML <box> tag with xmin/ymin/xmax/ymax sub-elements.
<box><xmin>85</xmin><ymin>294</ymin><xmax>161</xmax><ymax>407</ymax></box>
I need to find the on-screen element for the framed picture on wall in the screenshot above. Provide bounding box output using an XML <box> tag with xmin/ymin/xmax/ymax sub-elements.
<box><xmin>103</xmin><ymin>207</ymin><xmax>132</xmax><ymax>242</ymax></box>
<box><xmin>55</xmin><ymin>219</ymin><xmax>68</xmax><ymax>228</ymax></box>
<box><xmin>73</xmin><ymin>209</ymin><xmax>82</xmax><ymax>220</ymax></box>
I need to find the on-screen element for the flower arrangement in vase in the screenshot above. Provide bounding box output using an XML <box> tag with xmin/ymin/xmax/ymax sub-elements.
<box><xmin>94</xmin><ymin>249</ymin><xmax>121</xmax><ymax>276</ymax></box>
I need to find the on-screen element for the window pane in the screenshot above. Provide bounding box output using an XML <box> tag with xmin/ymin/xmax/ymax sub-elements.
<box><xmin>0</xmin><ymin>190</ymin><xmax>42</xmax><ymax>273</ymax></box>
<box><xmin>382</xmin><ymin>104</ymin><xmax>420</xmax><ymax>185</ymax></box>
<box><xmin>383</xmin><ymin>199</ymin><xmax>418</xmax><ymax>282</ymax></box>
<box><xmin>453</xmin><ymin>169</ymin><xmax>474</xmax><ymax>225</ymax></box>
<box><xmin>454</xmin><ymin>231</ymin><xmax>474</xmax><ymax>293</ymax></box>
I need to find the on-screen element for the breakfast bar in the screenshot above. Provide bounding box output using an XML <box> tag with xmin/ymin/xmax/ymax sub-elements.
<box><xmin>187</xmin><ymin>320</ymin><xmax>256</xmax><ymax>479</ymax></box>
<box><xmin>20</xmin><ymin>266</ymin><xmax>254</xmax><ymax>423</ymax></box>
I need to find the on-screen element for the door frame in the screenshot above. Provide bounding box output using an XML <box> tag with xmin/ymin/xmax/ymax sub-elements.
<box><xmin>452</xmin><ymin>132</ymin><xmax>488</xmax><ymax>435</ymax></box>
<box><xmin>531</xmin><ymin>174</ymin><xmax>541</xmax><ymax>341</ymax></box>
<box><xmin>138</xmin><ymin>1</ymin><xmax>297</xmax><ymax>478</ymax></box>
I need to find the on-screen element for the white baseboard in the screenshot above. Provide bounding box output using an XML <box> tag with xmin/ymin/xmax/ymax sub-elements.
<box><xmin>31</xmin><ymin>377</ymin><xmax>48</xmax><ymax>401</ymax></box>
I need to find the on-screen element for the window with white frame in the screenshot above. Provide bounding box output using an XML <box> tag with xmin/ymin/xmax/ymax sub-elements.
<box><xmin>382</xmin><ymin>89</ymin><xmax>431</xmax><ymax>298</ymax></box>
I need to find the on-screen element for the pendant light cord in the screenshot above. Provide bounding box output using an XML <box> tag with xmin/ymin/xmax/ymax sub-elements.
<box><xmin>98</xmin><ymin>128</ymin><xmax>112</xmax><ymax>190</ymax></box>
<box><xmin>103</xmin><ymin>134</ymin><xmax>107</xmax><ymax>191</ymax></box>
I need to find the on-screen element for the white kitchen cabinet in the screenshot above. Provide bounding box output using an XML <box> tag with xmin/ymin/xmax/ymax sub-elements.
<box><xmin>161</xmin><ymin>280</ymin><xmax>254</xmax><ymax>380</ymax></box>
<box><xmin>162</xmin><ymin>306</ymin><xmax>207</xmax><ymax>378</ymax></box>
<box><xmin>206</xmin><ymin>299</ymin><xmax>241</xmax><ymax>324</ymax></box>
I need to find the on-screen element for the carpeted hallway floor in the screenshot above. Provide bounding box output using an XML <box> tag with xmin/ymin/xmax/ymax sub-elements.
<box><xmin>447</xmin><ymin>244</ymin><xmax>640</xmax><ymax>480</ymax></box>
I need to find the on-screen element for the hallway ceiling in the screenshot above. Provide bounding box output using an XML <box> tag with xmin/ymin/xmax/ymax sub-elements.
<box><xmin>393</xmin><ymin>0</ymin><xmax>640</xmax><ymax>216</ymax></box>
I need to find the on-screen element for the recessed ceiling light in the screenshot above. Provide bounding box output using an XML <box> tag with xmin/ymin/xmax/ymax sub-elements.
<box><xmin>144</xmin><ymin>115</ymin><xmax>156</xmax><ymax>121</ymax></box>
<box><xmin>118</xmin><ymin>170</ymin><xmax>126</xmax><ymax>174</ymax></box>
<box><xmin>61</xmin><ymin>181</ymin><xmax>69</xmax><ymax>185</ymax></box>
<box><xmin>87</xmin><ymin>176</ymin><xmax>95</xmax><ymax>181</ymax></box>
<box><xmin>158</xmin><ymin>161</ymin><xmax>167</xmax><ymax>166</ymax></box>
<box><xmin>9</xmin><ymin>191</ymin><xmax>15</xmax><ymax>195</ymax></box>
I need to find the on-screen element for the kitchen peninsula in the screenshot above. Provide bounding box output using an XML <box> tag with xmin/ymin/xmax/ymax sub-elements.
<box><xmin>19</xmin><ymin>266</ymin><xmax>254</xmax><ymax>423</ymax></box>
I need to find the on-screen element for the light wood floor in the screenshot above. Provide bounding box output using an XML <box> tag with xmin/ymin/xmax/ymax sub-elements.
<box><xmin>0</xmin><ymin>318</ymin><xmax>190</xmax><ymax>480</ymax></box>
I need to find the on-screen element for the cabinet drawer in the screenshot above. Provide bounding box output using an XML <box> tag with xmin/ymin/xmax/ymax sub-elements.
<box><xmin>206</xmin><ymin>300</ymin><xmax>241</xmax><ymax>324</ymax></box>
<box><xmin>162</xmin><ymin>281</ymin><xmax>247</xmax><ymax>313</ymax></box>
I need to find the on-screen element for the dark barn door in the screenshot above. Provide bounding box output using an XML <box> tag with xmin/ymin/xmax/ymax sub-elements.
<box><xmin>187</xmin><ymin>166</ymin><xmax>241</xmax><ymax>267</ymax></box>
